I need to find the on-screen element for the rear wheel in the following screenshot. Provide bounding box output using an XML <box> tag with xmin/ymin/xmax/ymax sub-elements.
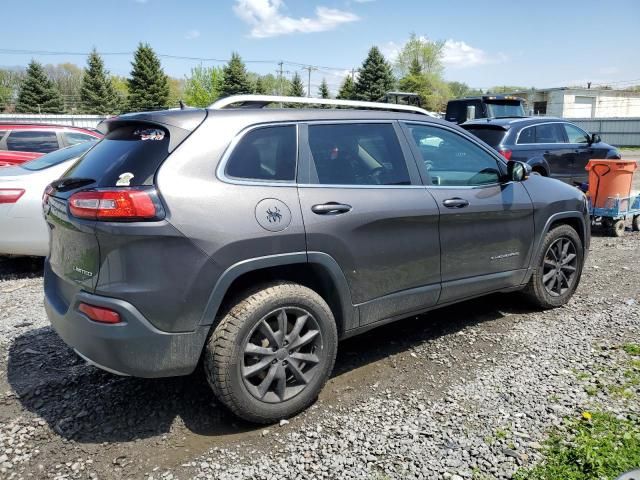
<box><xmin>632</xmin><ymin>215</ymin><xmax>640</xmax><ymax>232</ymax></box>
<box><xmin>610</xmin><ymin>219</ymin><xmax>626</xmax><ymax>237</ymax></box>
<box><xmin>524</xmin><ymin>225</ymin><xmax>584</xmax><ymax>309</ymax></box>
<box><xmin>204</xmin><ymin>282</ymin><xmax>338</xmax><ymax>424</ymax></box>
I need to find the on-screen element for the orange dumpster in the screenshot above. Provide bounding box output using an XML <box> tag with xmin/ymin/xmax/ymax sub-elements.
<box><xmin>585</xmin><ymin>159</ymin><xmax>637</xmax><ymax>209</ymax></box>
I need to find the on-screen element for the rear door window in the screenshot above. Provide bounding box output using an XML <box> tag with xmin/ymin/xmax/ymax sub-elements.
<box><xmin>534</xmin><ymin>124</ymin><xmax>564</xmax><ymax>143</ymax></box>
<box><xmin>6</xmin><ymin>130</ymin><xmax>59</xmax><ymax>153</ymax></box>
<box><xmin>225</xmin><ymin>125</ymin><xmax>297</xmax><ymax>181</ymax></box>
<box><xmin>64</xmin><ymin>131</ymin><xmax>97</xmax><ymax>146</ymax></box>
<box><xmin>63</xmin><ymin>124</ymin><xmax>170</xmax><ymax>187</ymax></box>
<box><xmin>307</xmin><ymin>123</ymin><xmax>410</xmax><ymax>186</ymax></box>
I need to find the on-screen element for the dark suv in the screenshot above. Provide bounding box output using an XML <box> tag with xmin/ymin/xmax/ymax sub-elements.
<box><xmin>462</xmin><ymin>117</ymin><xmax>621</xmax><ymax>185</ymax></box>
<box><xmin>43</xmin><ymin>96</ymin><xmax>590</xmax><ymax>423</ymax></box>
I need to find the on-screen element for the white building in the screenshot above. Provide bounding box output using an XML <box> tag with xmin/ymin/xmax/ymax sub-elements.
<box><xmin>508</xmin><ymin>87</ymin><xmax>640</xmax><ymax>118</ymax></box>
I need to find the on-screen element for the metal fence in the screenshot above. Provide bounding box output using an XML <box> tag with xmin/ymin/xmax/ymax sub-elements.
<box><xmin>568</xmin><ymin>117</ymin><xmax>640</xmax><ymax>146</ymax></box>
<box><xmin>0</xmin><ymin>113</ymin><xmax>107</xmax><ymax>129</ymax></box>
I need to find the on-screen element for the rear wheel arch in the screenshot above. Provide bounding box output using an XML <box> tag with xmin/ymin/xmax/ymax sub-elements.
<box><xmin>203</xmin><ymin>253</ymin><xmax>356</xmax><ymax>337</ymax></box>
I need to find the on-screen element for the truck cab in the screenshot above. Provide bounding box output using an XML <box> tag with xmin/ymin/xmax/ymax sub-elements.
<box><xmin>445</xmin><ymin>95</ymin><xmax>526</xmax><ymax>124</ymax></box>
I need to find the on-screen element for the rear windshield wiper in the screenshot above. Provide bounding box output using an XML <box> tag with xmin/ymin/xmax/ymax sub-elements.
<box><xmin>50</xmin><ymin>177</ymin><xmax>95</xmax><ymax>192</ymax></box>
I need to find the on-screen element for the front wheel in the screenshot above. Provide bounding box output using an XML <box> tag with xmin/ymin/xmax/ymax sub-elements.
<box><xmin>524</xmin><ymin>225</ymin><xmax>584</xmax><ymax>309</ymax></box>
<box><xmin>204</xmin><ymin>282</ymin><xmax>338</xmax><ymax>424</ymax></box>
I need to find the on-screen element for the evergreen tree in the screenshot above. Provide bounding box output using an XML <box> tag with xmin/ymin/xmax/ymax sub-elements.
<box><xmin>289</xmin><ymin>72</ymin><xmax>305</xmax><ymax>97</ymax></box>
<box><xmin>318</xmin><ymin>78</ymin><xmax>330</xmax><ymax>99</ymax></box>
<box><xmin>127</xmin><ymin>43</ymin><xmax>169</xmax><ymax>111</ymax></box>
<box><xmin>220</xmin><ymin>52</ymin><xmax>252</xmax><ymax>97</ymax></box>
<box><xmin>80</xmin><ymin>49</ymin><xmax>118</xmax><ymax>114</ymax></box>
<box><xmin>409</xmin><ymin>57</ymin><xmax>422</xmax><ymax>77</ymax></box>
<box><xmin>337</xmin><ymin>75</ymin><xmax>356</xmax><ymax>100</ymax></box>
<box><xmin>354</xmin><ymin>46</ymin><xmax>395</xmax><ymax>102</ymax></box>
<box><xmin>254</xmin><ymin>76</ymin><xmax>267</xmax><ymax>94</ymax></box>
<box><xmin>15</xmin><ymin>60</ymin><xmax>63</xmax><ymax>113</ymax></box>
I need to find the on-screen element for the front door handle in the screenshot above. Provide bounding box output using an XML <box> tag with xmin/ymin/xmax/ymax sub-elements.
<box><xmin>442</xmin><ymin>198</ymin><xmax>469</xmax><ymax>209</ymax></box>
<box><xmin>311</xmin><ymin>202</ymin><xmax>352</xmax><ymax>215</ymax></box>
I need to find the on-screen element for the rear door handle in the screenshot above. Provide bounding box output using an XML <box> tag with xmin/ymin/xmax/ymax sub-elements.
<box><xmin>311</xmin><ymin>202</ymin><xmax>352</xmax><ymax>215</ymax></box>
<box><xmin>442</xmin><ymin>198</ymin><xmax>469</xmax><ymax>209</ymax></box>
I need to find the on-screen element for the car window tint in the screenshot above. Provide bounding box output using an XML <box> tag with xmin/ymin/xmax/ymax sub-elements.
<box><xmin>6</xmin><ymin>130</ymin><xmax>59</xmax><ymax>153</ymax></box>
<box><xmin>226</xmin><ymin>125</ymin><xmax>296</xmax><ymax>181</ymax></box>
<box><xmin>65</xmin><ymin>131</ymin><xmax>96</xmax><ymax>146</ymax></box>
<box><xmin>21</xmin><ymin>141</ymin><xmax>95</xmax><ymax>171</ymax></box>
<box><xmin>563</xmin><ymin>124</ymin><xmax>589</xmax><ymax>144</ymax></box>
<box><xmin>517</xmin><ymin>126</ymin><xmax>535</xmax><ymax>144</ymax></box>
<box><xmin>308</xmin><ymin>123</ymin><xmax>410</xmax><ymax>186</ymax></box>
<box><xmin>405</xmin><ymin>123</ymin><xmax>501</xmax><ymax>186</ymax></box>
<box><xmin>533</xmin><ymin>124</ymin><xmax>564</xmax><ymax>143</ymax></box>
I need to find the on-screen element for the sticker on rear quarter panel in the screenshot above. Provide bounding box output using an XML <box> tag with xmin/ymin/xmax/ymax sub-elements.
<box><xmin>255</xmin><ymin>198</ymin><xmax>291</xmax><ymax>232</ymax></box>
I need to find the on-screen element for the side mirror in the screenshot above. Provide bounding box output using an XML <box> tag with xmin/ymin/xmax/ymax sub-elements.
<box><xmin>589</xmin><ymin>133</ymin><xmax>601</xmax><ymax>144</ymax></box>
<box><xmin>507</xmin><ymin>161</ymin><xmax>531</xmax><ymax>182</ymax></box>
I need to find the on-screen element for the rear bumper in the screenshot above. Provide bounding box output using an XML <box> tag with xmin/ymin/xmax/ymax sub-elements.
<box><xmin>44</xmin><ymin>264</ymin><xmax>210</xmax><ymax>378</ymax></box>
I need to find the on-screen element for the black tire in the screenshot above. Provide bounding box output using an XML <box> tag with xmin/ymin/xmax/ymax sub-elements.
<box><xmin>204</xmin><ymin>282</ymin><xmax>338</xmax><ymax>424</ymax></box>
<box><xmin>610</xmin><ymin>219</ymin><xmax>626</xmax><ymax>237</ymax></box>
<box><xmin>524</xmin><ymin>225</ymin><xmax>584</xmax><ymax>309</ymax></box>
<box><xmin>632</xmin><ymin>215</ymin><xmax>640</xmax><ymax>232</ymax></box>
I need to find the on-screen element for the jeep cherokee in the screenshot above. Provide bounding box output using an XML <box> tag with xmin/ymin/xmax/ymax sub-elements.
<box><xmin>43</xmin><ymin>96</ymin><xmax>590</xmax><ymax>423</ymax></box>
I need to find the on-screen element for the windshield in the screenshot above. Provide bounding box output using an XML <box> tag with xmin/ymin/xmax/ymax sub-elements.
<box><xmin>485</xmin><ymin>101</ymin><xmax>525</xmax><ymax>118</ymax></box>
<box><xmin>21</xmin><ymin>141</ymin><xmax>97</xmax><ymax>171</ymax></box>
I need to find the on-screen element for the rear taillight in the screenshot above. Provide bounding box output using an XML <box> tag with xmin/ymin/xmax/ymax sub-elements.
<box><xmin>0</xmin><ymin>188</ymin><xmax>25</xmax><ymax>204</ymax></box>
<box><xmin>499</xmin><ymin>149</ymin><xmax>513</xmax><ymax>161</ymax></box>
<box><xmin>78</xmin><ymin>302</ymin><xmax>121</xmax><ymax>324</ymax></box>
<box><xmin>68</xmin><ymin>188</ymin><xmax>163</xmax><ymax>221</ymax></box>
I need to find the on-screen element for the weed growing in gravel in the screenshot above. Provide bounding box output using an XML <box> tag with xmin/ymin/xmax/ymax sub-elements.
<box><xmin>623</xmin><ymin>344</ymin><xmax>640</xmax><ymax>356</ymax></box>
<box><xmin>513</xmin><ymin>412</ymin><xmax>640</xmax><ymax>480</ymax></box>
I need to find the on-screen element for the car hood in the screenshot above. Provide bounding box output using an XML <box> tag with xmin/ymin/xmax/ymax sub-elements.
<box><xmin>0</xmin><ymin>160</ymin><xmax>75</xmax><ymax>186</ymax></box>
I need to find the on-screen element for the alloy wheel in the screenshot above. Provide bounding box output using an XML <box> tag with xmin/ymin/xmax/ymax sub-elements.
<box><xmin>241</xmin><ymin>307</ymin><xmax>323</xmax><ymax>403</ymax></box>
<box><xmin>542</xmin><ymin>237</ymin><xmax>578</xmax><ymax>297</ymax></box>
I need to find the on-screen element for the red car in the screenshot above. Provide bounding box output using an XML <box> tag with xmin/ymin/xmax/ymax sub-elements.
<box><xmin>0</xmin><ymin>124</ymin><xmax>102</xmax><ymax>167</ymax></box>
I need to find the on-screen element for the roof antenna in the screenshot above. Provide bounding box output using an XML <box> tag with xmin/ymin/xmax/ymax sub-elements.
<box><xmin>179</xmin><ymin>99</ymin><xmax>186</xmax><ymax>110</ymax></box>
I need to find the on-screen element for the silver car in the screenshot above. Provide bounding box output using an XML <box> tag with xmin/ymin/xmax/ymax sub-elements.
<box><xmin>0</xmin><ymin>141</ymin><xmax>96</xmax><ymax>256</ymax></box>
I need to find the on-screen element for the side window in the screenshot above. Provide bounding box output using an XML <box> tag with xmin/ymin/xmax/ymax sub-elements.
<box><xmin>65</xmin><ymin>132</ymin><xmax>96</xmax><ymax>146</ymax></box>
<box><xmin>533</xmin><ymin>123</ymin><xmax>564</xmax><ymax>144</ymax></box>
<box><xmin>307</xmin><ymin>123</ymin><xmax>410</xmax><ymax>186</ymax></box>
<box><xmin>226</xmin><ymin>125</ymin><xmax>297</xmax><ymax>181</ymax></box>
<box><xmin>405</xmin><ymin>123</ymin><xmax>501</xmax><ymax>186</ymax></box>
<box><xmin>563</xmin><ymin>123</ymin><xmax>589</xmax><ymax>144</ymax></box>
<box><xmin>6</xmin><ymin>130</ymin><xmax>59</xmax><ymax>153</ymax></box>
<box><xmin>0</xmin><ymin>130</ymin><xmax>7</xmax><ymax>142</ymax></box>
<box><xmin>517</xmin><ymin>126</ymin><xmax>535</xmax><ymax>144</ymax></box>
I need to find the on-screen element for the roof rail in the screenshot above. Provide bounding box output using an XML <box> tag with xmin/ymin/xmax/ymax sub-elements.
<box><xmin>209</xmin><ymin>95</ymin><xmax>437</xmax><ymax>117</ymax></box>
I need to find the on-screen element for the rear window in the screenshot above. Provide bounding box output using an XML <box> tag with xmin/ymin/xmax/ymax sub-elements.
<box><xmin>485</xmin><ymin>101</ymin><xmax>525</xmax><ymax>118</ymax></box>
<box><xmin>63</xmin><ymin>124</ymin><xmax>170</xmax><ymax>187</ymax></box>
<box><xmin>463</xmin><ymin>127</ymin><xmax>507</xmax><ymax>149</ymax></box>
<box><xmin>65</xmin><ymin>131</ymin><xmax>97</xmax><ymax>146</ymax></box>
<box><xmin>22</xmin><ymin>141</ymin><xmax>96</xmax><ymax>171</ymax></box>
<box><xmin>6</xmin><ymin>130</ymin><xmax>59</xmax><ymax>153</ymax></box>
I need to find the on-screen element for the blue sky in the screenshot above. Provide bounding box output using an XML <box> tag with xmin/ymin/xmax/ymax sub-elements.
<box><xmin>1</xmin><ymin>0</ymin><xmax>639</xmax><ymax>93</ymax></box>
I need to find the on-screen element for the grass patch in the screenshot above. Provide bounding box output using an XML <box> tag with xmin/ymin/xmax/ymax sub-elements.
<box><xmin>514</xmin><ymin>412</ymin><xmax>640</xmax><ymax>480</ymax></box>
<box><xmin>623</xmin><ymin>344</ymin><xmax>640</xmax><ymax>356</ymax></box>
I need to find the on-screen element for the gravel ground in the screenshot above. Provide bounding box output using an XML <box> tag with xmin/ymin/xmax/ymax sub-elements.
<box><xmin>0</xmin><ymin>232</ymin><xmax>638</xmax><ymax>480</ymax></box>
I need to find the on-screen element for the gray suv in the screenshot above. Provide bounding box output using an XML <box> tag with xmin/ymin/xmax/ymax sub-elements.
<box><xmin>43</xmin><ymin>96</ymin><xmax>590</xmax><ymax>423</ymax></box>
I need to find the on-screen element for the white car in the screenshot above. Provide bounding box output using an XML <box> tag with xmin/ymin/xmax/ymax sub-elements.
<box><xmin>0</xmin><ymin>141</ymin><xmax>97</xmax><ymax>256</ymax></box>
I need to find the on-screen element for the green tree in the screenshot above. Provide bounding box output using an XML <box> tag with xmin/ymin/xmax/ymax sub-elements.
<box><xmin>448</xmin><ymin>81</ymin><xmax>471</xmax><ymax>99</ymax></box>
<box><xmin>0</xmin><ymin>69</ymin><xmax>24</xmax><ymax>112</ymax></box>
<box><xmin>354</xmin><ymin>46</ymin><xmax>395</xmax><ymax>102</ymax></box>
<box><xmin>220</xmin><ymin>52</ymin><xmax>252</xmax><ymax>97</ymax></box>
<box><xmin>183</xmin><ymin>65</ymin><xmax>223</xmax><ymax>107</ymax></box>
<box><xmin>337</xmin><ymin>75</ymin><xmax>356</xmax><ymax>100</ymax></box>
<box><xmin>487</xmin><ymin>85</ymin><xmax>527</xmax><ymax>94</ymax></box>
<box><xmin>258</xmin><ymin>73</ymin><xmax>283</xmax><ymax>95</ymax></box>
<box><xmin>395</xmin><ymin>33</ymin><xmax>445</xmax><ymax>77</ymax></box>
<box><xmin>127</xmin><ymin>43</ymin><xmax>170</xmax><ymax>111</ymax></box>
<box><xmin>254</xmin><ymin>76</ymin><xmax>267</xmax><ymax>94</ymax></box>
<box><xmin>16</xmin><ymin>60</ymin><xmax>63</xmax><ymax>113</ymax></box>
<box><xmin>398</xmin><ymin>72</ymin><xmax>451</xmax><ymax>111</ymax></box>
<box><xmin>111</xmin><ymin>75</ymin><xmax>129</xmax><ymax>112</ymax></box>
<box><xmin>167</xmin><ymin>77</ymin><xmax>184</xmax><ymax>109</ymax></box>
<box><xmin>46</xmin><ymin>63</ymin><xmax>83</xmax><ymax>112</ymax></box>
<box><xmin>289</xmin><ymin>72</ymin><xmax>305</xmax><ymax>97</ymax></box>
<box><xmin>318</xmin><ymin>78</ymin><xmax>330</xmax><ymax>99</ymax></box>
<box><xmin>80</xmin><ymin>49</ymin><xmax>119</xmax><ymax>114</ymax></box>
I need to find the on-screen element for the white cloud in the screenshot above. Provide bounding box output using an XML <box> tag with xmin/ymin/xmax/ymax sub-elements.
<box><xmin>233</xmin><ymin>0</ymin><xmax>359</xmax><ymax>38</ymax></box>
<box><xmin>185</xmin><ymin>29</ymin><xmax>201</xmax><ymax>40</ymax></box>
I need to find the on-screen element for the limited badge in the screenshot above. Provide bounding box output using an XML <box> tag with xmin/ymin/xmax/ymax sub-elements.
<box><xmin>255</xmin><ymin>199</ymin><xmax>291</xmax><ymax>232</ymax></box>
<box><xmin>116</xmin><ymin>172</ymin><xmax>135</xmax><ymax>186</ymax></box>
